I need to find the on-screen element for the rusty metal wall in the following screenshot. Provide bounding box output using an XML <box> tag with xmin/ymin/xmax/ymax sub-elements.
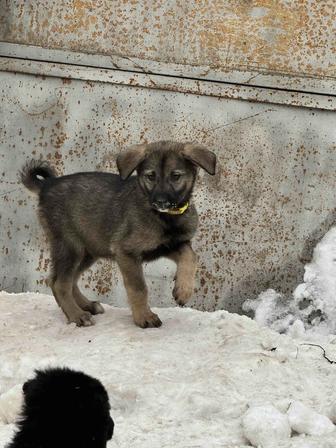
<box><xmin>1</xmin><ymin>69</ymin><xmax>335</xmax><ymax>312</ymax></box>
<box><xmin>1</xmin><ymin>0</ymin><xmax>335</xmax><ymax>80</ymax></box>
<box><xmin>0</xmin><ymin>0</ymin><xmax>335</xmax><ymax>312</ymax></box>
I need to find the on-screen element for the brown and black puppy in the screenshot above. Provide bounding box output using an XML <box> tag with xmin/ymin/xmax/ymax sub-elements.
<box><xmin>21</xmin><ymin>141</ymin><xmax>216</xmax><ymax>328</ymax></box>
<box><xmin>6</xmin><ymin>367</ymin><xmax>114</xmax><ymax>448</ymax></box>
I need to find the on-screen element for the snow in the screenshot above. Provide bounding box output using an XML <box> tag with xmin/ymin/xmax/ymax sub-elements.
<box><xmin>242</xmin><ymin>404</ymin><xmax>291</xmax><ymax>447</ymax></box>
<box><xmin>287</xmin><ymin>401</ymin><xmax>335</xmax><ymax>437</ymax></box>
<box><xmin>243</xmin><ymin>227</ymin><xmax>336</xmax><ymax>340</ymax></box>
<box><xmin>1</xmin><ymin>292</ymin><xmax>336</xmax><ymax>447</ymax></box>
<box><xmin>0</xmin><ymin>386</ymin><xmax>23</xmax><ymax>425</ymax></box>
<box><xmin>329</xmin><ymin>402</ymin><xmax>336</xmax><ymax>424</ymax></box>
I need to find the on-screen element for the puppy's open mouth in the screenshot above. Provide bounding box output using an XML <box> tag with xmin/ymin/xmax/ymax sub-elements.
<box><xmin>153</xmin><ymin>206</ymin><xmax>172</xmax><ymax>213</ymax></box>
<box><xmin>152</xmin><ymin>202</ymin><xmax>189</xmax><ymax>215</ymax></box>
<box><xmin>156</xmin><ymin>208</ymin><xmax>170</xmax><ymax>213</ymax></box>
<box><xmin>152</xmin><ymin>203</ymin><xmax>176</xmax><ymax>213</ymax></box>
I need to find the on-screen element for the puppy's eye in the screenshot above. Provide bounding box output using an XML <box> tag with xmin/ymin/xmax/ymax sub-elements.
<box><xmin>171</xmin><ymin>172</ymin><xmax>182</xmax><ymax>181</ymax></box>
<box><xmin>145</xmin><ymin>172</ymin><xmax>156</xmax><ymax>181</ymax></box>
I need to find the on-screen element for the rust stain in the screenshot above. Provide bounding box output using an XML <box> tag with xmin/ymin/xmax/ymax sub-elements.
<box><xmin>199</xmin><ymin>1</ymin><xmax>306</xmax><ymax>72</ymax></box>
<box><xmin>0</xmin><ymin>1</ymin><xmax>334</xmax><ymax>78</ymax></box>
<box><xmin>84</xmin><ymin>260</ymin><xmax>117</xmax><ymax>296</ymax></box>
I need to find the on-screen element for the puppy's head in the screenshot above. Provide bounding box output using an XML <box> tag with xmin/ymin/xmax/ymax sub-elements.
<box><xmin>117</xmin><ymin>141</ymin><xmax>216</xmax><ymax>212</ymax></box>
<box><xmin>21</xmin><ymin>367</ymin><xmax>114</xmax><ymax>448</ymax></box>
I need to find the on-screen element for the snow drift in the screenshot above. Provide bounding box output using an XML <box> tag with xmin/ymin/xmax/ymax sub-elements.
<box><xmin>243</xmin><ymin>226</ymin><xmax>336</xmax><ymax>339</ymax></box>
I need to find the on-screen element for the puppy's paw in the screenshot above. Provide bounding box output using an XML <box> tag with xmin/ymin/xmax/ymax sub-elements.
<box><xmin>133</xmin><ymin>309</ymin><xmax>162</xmax><ymax>329</ymax></box>
<box><xmin>90</xmin><ymin>301</ymin><xmax>105</xmax><ymax>315</ymax></box>
<box><xmin>69</xmin><ymin>311</ymin><xmax>94</xmax><ymax>327</ymax></box>
<box><xmin>173</xmin><ymin>280</ymin><xmax>194</xmax><ymax>307</ymax></box>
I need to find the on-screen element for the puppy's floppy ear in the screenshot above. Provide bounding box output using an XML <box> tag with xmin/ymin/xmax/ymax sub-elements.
<box><xmin>107</xmin><ymin>416</ymin><xmax>114</xmax><ymax>440</ymax></box>
<box><xmin>182</xmin><ymin>143</ymin><xmax>216</xmax><ymax>175</ymax></box>
<box><xmin>22</xmin><ymin>378</ymin><xmax>34</xmax><ymax>395</ymax></box>
<box><xmin>116</xmin><ymin>144</ymin><xmax>147</xmax><ymax>180</ymax></box>
<box><xmin>22</xmin><ymin>369</ymin><xmax>42</xmax><ymax>396</ymax></box>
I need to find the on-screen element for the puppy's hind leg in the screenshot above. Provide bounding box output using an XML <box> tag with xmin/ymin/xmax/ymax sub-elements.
<box><xmin>72</xmin><ymin>252</ymin><xmax>105</xmax><ymax>315</ymax></box>
<box><xmin>50</xmin><ymin>242</ymin><xmax>94</xmax><ymax>326</ymax></box>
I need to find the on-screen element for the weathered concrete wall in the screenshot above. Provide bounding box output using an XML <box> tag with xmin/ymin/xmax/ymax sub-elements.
<box><xmin>1</xmin><ymin>70</ymin><xmax>335</xmax><ymax>312</ymax></box>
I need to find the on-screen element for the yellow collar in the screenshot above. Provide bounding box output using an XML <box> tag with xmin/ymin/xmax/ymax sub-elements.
<box><xmin>166</xmin><ymin>202</ymin><xmax>189</xmax><ymax>215</ymax></box>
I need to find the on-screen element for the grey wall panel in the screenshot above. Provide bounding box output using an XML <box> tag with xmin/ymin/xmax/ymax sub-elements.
<box><xmin>1</xmin><ymin>0</ymin><xmax>335</xmax><ymax>80</ymax></box>
<box><xmin>1</xmin><ymin>71</ymin><xmax>335</xmax><ymax>312</ymax></box>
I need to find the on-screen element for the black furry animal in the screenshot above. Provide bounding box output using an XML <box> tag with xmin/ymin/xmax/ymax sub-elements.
<box><xmin>6</xmin><ymin>367</ymin><xmax>114</xmax><ymax>448</ymax></box>
<box><xmin>21</xmin><ymin>141</ymin><xmax>216</xmax><ymax>328</ymax></box>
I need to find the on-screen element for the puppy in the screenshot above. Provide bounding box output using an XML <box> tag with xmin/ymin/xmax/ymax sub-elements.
<box><xmin>6</xmin><ymin>367</ymin><xmax>114</xmax><ymax>448</ymax></box>
<box><xmin>21</xmin><ymin>141</ymin><xmax>216</xmax><ymax>327</ymax></box>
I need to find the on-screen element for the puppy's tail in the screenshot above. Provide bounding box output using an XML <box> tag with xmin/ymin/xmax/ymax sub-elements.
<box><xmin>20</xmin><ymin>160</ymin><xmax>57</xmax><ymax>193</ymax></box>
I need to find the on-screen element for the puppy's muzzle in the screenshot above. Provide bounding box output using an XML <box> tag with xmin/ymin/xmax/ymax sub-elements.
<box><xmin>152</xmin><ymin>199</ymin><xmax>174</xmax><ymax>212</ymax></box>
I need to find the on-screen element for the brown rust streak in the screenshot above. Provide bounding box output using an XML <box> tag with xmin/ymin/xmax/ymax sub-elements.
<box><xmin>1</xmin><ymin>1</ymin><xmax>334</xmax><ymax>79</ymax></box>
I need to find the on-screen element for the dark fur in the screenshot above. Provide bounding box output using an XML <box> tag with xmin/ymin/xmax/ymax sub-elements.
<box><xmin>6</xmin><ymin>367</ymin><xmax>114</xmax><ymax>448</ymax></box>
<box><xmin>21</xmin><ymin>141</ymin><xmax>216</xmax><ymax>328</ymax></box>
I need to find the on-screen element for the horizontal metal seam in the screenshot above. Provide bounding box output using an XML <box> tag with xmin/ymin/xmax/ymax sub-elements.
<box><xmin>2</xmin><ymin>53</ymin><xmax>336</xmax><ymax>99</ymax></box>
<box><xmin>0</xmin><ymin>56</ymin><xmax>335</xmax><ymax>111</ymax></box>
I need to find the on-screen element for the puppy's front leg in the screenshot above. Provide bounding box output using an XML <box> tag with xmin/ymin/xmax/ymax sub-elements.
<box><xmin>116</xmin><ymin>253</ymin><xmax>162</xmax><ymax>328</ymax></box>
<box><xmin>167</xmin><ymin>243</ymin><xmax>197</xmax><ymax>306</ymax></box>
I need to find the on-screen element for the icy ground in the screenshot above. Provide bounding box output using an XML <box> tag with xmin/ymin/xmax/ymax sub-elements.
<box><xmin>0</xmin><ymin>292</ymin><xmax>336</xmax><ymax>447</ymax></box>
